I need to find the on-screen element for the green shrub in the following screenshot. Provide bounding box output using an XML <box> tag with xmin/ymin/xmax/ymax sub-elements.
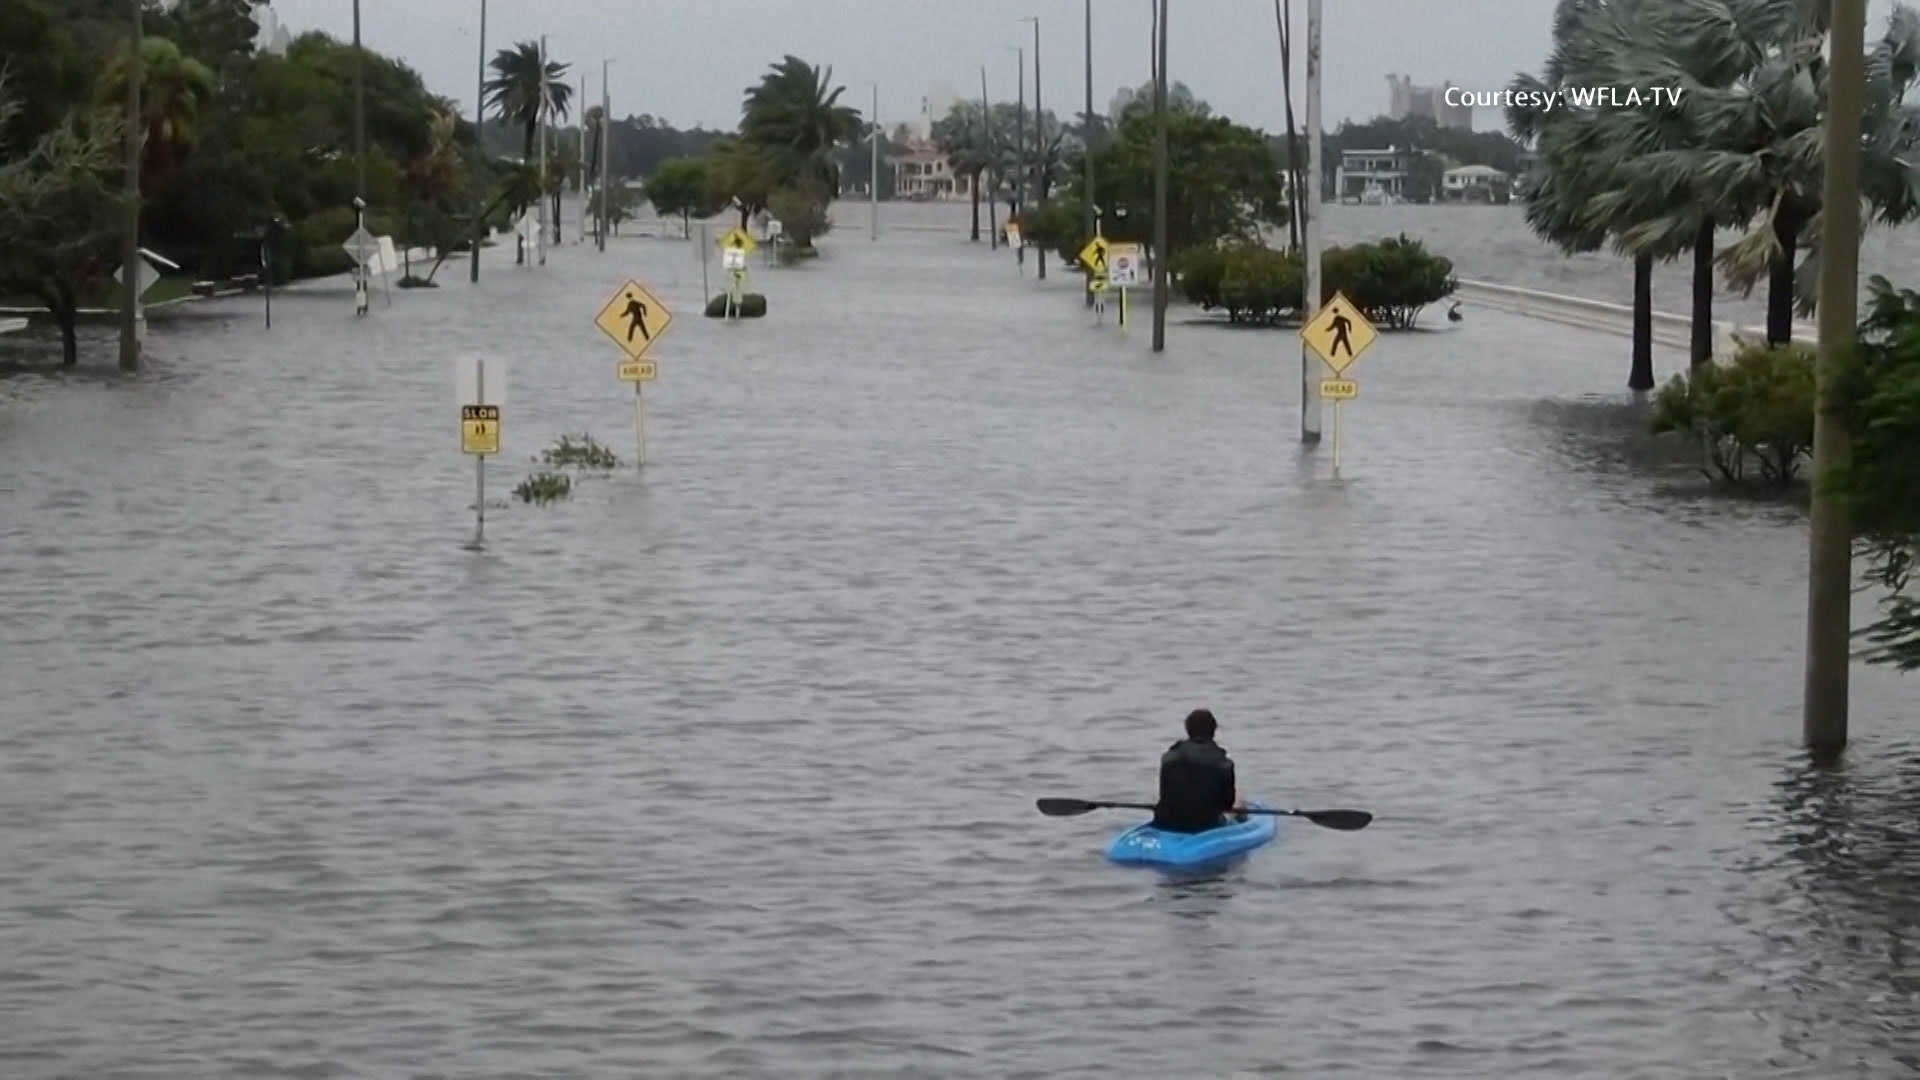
<box><xmin>1175</xmin><ymin>246</ymin><xmax>1230</xmax><ymax>309</ymax></box>
<box><xmin>1325</xmin><ymin>234</ymin><xmax>1457</xmax><ymax>329</ymax></box>
<box><xmin>513</xmin><ymin>471</ymin><xmax>572</xmax><ymax>504</ymax></box>
<box><xmin>540</xmin><ymin>434</ymin><xmax>621</xmax><ymax>469</ymax></box>
<box><xmin>1650</xmin><ymin>343</ymin><xmax>1815</xmax><ymax>487</ymax></box>
<box><xmin>767</xmin><ymin>185</ymin><xmax>832</xmax><ymax>248</ymax></box>
<box><xmin>705</xmin><ymin>293</ymin><xmax>768</xmax><ymax>318</ymax></box>
<box><xmin>1219</xmin><ymin>246</ymin><xmax>1304</xmax><ymax>325</ymax></box>
<box><xmin>1836</xmin><ymin>275</ymin><xmax>1920</xmax><ymax>669</ymax></box>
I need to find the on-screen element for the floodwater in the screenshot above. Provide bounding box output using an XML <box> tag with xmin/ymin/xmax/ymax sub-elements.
<box><xmin>2</xmin><ymin>202</ymin><xmax>1917</xmax><ymax>1078</ymax></box>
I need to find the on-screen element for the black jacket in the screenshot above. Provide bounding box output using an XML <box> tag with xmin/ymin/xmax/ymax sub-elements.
<box><xmin>1152</xmin><ymin>737</ymin><xmax>1236</xmax><ymax>833</ymax></box>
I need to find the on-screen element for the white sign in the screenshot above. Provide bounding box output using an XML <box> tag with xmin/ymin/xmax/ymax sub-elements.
<box><xmin>765</xmin><ymin>219</ymin><xmax>784</xmax><ymax>239</ymax></box>
<box><xmin>112</xmin><ymin>248</ymin><xmax>181</xmax><ymax>297</ymax></box>
<box><xmin>342</xmin><ymin>226</ymin><xmax>377</xmax><ymax>260</ymax></box>
<box><xmin>455</xmin><ymin>356</ymin><xmax>508</xmax><ymax>410</ymax></box>
<box><xmin>1109</xmin><ymin>251</ymin><xmax>1140</xmax><ymax>287</ymax></box>
<box><xmin>722</xmin><ymin>248</ymin><xmax>748</xmax><ymax>271</ymax></box>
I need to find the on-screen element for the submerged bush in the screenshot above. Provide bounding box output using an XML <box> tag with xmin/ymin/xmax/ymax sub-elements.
<box><xmin>513</xmin><ymin>471</ymin><xmax>572</xmax><ymax>505</ymax></box>
<box><xmin>1174</xmin><ymin>235</ymin><xmax>1455</xmax><ymax>328</ymax></box>
<box><xmin>1650</xmin><ymin>343</ymin><xmax>1815</xmax><ymax>488</ymax></box>
<box><xmin>540</xmin><ymin>434</ymin><xmax>621</xmax><ymax>469</ymax></box>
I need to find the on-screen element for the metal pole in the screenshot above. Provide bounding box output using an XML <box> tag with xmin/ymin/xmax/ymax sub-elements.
<box><xmin>1150</xmin><ymin>0</ymin><xmax>1169</xmax><ymax>351</ymax></box>
<box><xmin>577</xmin><ymin>72</ymin><xmax>587</xmax><ymax>243</ymax></box>
<box><xmin>1804</xmin><ymin>0</ymin><xmax>1866</xmax><ymax>755</ymax></box>
<box><xmin>537</xmin><ymin>34</ymin><xmax>548</xmax><ymax>266</ymax></box>
<box><xmin>1031</xmin><ymin>17</ymin><xmax>1045</xmax><ymax>281</ymax></box>
<box><xmin>470</xmin><ymin>0</ymin><xmax>486</xmax><ymax>283</ymax></box>
<box><xmin>120</xmin><ymin>0</ymin><xmax>143</xmax><ymax>370</ymax></box>
<box><xmin>634</xmin><ymin>384</ymin><xmax>648</xmax><ymax>466</ymax></box>
<box><xmin>261</xmin><ymin>239</ymin><xmax>271</xmax><ymax>329</ymax></box>
<box><xmin>595</xmin><ymin>63</ymin><xmax>602</xmax><ymax>253</ymax></box>
<box><xmin>870</xmin><ymin>83</ymin><xmax>880</xmax><ymax>240</ymax></box>
<box><xmin>475</xmin><ymin>360</ymin><xmax>487</xmax><ymax>546</ymax></box>
<box><xmin>353</xmin><ymin>0</ymin><xmax>369</xmax><ymax>317</ymax></box>
<box><xmin>1083</xmin><ymin>0</ymin><xmax>1096</xmax><ymax>306</ymax></box>
<box><xmin>982</xmin><ymin>65</ymin><xmax>998</xmax><ymax>250</ymax></box>
<box><xmin>1300</xmin><ymin>0</ymin><xmax>1323</xmax><ymax>441</ymax></box>
<box><xmin>1015</xmin><ymin>47</ymin><xmax>1025</xmax><ymax>271</ymax></box>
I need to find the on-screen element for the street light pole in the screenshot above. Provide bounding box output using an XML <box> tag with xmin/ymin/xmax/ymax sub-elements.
<box><xmin>870</xmin><ymin>82</ymin><xmax>880</xmax><ymax>241</ymax></box>
<box><xmin>470</xmin><ymin>0</ymin><xmax>486</xmax><ymax>283</ymax></box>
<box><xmin>1083</xmin><ymin>0</ymin><xmax>1096</xmax><ymax>306</ymax></box>
<box><xmin>982</xmin><ymin>64</ymin><xmax>998</xmax><ymax>249</ymax></box>
<box><xmin>1013</xmin><ymin>45</ymin><xmax>1025</xmax><ymax>271</ymax></box>
<box><xmin>1150</xmin><ymin>0</ymin><xmax>1169</xmax><ymax>351</ymax></box>
<box><xmin>599</xmin><ymin>59</ymin><xmax>611</xmax><ymax>252</ymax></box>
<box><xmin>1023</xmin><ymin>16</ymin><xmax>1045</xmax><ymax>281</ymax></box>
<box><xmin>120</xmin><ymin>0</ymin><xmax>144</xmax><ymax>370</ymax></box>
<box><xmin>1804</xmin><ymin>0</ymin><xmax>1867</xmax><ymax>755</ymax></box>
<box><xmin>537</xmin><ymin>34</ymin><xmax>548</xmax><ymax>266</ymax></box>
<box><xmin>353</xmin><ymin>0</ymin><xmax>369</xmax><ymax>316</ymax></box>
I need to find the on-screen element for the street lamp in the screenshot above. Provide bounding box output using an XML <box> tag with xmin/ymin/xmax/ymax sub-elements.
<box><xmin>1007</xmin><ymin>45</ymin><xmax>1025</xmax><ymax>270</ymax></box>
<box><xmin>1020</xmin><ymin>16</ymin><xmax>1044</xmax><ymax>280</ymax></box>
<box><xmin>867</xmin><ymin>82</ymin><xmax>879</xmax><ymax>241</ymax></box>
<box><xmin>470</xmin><ymin>0</ymin><xmax>487</xmax><ymax>283</ymax></box>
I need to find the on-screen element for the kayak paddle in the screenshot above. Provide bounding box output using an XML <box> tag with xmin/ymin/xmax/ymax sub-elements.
<box><xmin>1035</xmin><ymin>798</ymin><xmax>1372</xmax><ymax>832</ymax></box>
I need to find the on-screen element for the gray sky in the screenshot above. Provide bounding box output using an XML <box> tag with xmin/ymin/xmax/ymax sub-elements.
<box><xmin>265</xmin><ymin>0</ymin><xmax>1906</xmax><ymax>135</ymax></box>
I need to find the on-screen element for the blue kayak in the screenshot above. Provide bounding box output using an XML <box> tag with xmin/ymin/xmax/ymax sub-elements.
<box><xmin>1105</xmin><ymin>800</ymin><xmax>1279</xmax><ymax>869</ymax></box>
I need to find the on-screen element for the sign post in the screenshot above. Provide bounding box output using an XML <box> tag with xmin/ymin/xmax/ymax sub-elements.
<box><xmin>717</xmin><ymin>226</ymin><xmax>756</xmax><ymax>319</ymax></box>
<box><xmin>594</xmin><ymin>279</ymin><xmax>674</xmax><ymax>467</ymax></box>
<box><xmin>1077</xmin><ymin>235</ymin><xmax>1112</xmax><ymax>326</ymax></box>
<box><xmin>455</xmin><ymin>357</ymin><xmax>507</xmax><ymax>548</ymax></box>
<box><xmin>1299</xmin><ymin>290</ymin><xmax>1376</xmax><ymax>479</ymax></box>
<box><xmin>1107</xmin><ymin>242</ymin><xmax>1141</xmax><ymax>329</ymax></box>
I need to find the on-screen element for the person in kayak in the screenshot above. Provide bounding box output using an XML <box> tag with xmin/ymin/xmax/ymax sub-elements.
<box><xmin>1152</xmin><ymin>709</ymin><xmax>1248</xmax><ymax>833</ymax></box>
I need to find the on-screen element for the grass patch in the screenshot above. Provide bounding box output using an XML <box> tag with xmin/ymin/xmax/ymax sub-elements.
<box><xmin>540</xmin><ymin>433</ymin><xmax>621</xmax><ymax>469</ymax></box>
<box><xmin>0</xmin><ymin>275</ymin><xmax>198</xmax><ymax>312</ymax></box>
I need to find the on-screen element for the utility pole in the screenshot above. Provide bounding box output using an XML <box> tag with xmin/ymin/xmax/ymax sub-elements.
<box><xmin>353</xmin><ymin>0</ymin><xmax>369</xmax><ymax>316</ymax></box>
<box><xmin>1805</xmin><ymin>0</ymin><xmax>1866</xmax><ymax>756</ymax></box>
<box><xmin>1025</xmin><ymin>16</ymin><xmax>1045</xmax><ymax>281</ymax></box>
<box><xmin>1083</xmin><ymin>0</ymin><xmax>1096</xmax><ymax>306</ymax></box>
<box><xmin>1300</xmin><ymin>0</ymin><xmax>1324</xmax><ymax>442</ymax></box>
<box><xmin>1150</xmin><ymin>0</ymin><xmax>1169</xmax><ymax>351</ymax></box>
<box><xmin>537</xmin><ymin>34</ymin><xmax>548</xmax><ymax>266</ymax></box>
<box><xmin>870</xmin><ymin>83</ymin><xmax>880</xmax><ymax>241</ymax></box>
<box><xmin>599</xmin><ymin>60</ymin><xmax>610</xmax><ymax>253</ymax></box>
<box><xmin>578</xmin><ymin>72</ymin><xmax>588</xmax><ymax>242</ymax></box>
<box><xmin>470</xmin><ymin>0</ymin><xmax>486</xmax><ymax>283</ymax></box>
<box><xmin>982</xmin><ymin>65</ymin><xmax>998</xmax><ymax>249</ymax></box>
<box><xmin>120</xmin><ymin>0</ymin><xmax>144</xmax><ymax>370</ymax></box>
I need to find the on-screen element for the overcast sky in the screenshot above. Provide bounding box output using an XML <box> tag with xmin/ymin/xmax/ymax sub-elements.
<box><xmin>264</xmin><ymin>0</ymin><xmax>1906</xmax><ymax>135</ymax></box>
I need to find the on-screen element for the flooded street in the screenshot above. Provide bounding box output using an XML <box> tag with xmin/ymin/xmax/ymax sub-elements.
<box><xmin>2</xmin><ymin>203</ymin><xmax>1918</xmax><ymax>1077</ymax></box>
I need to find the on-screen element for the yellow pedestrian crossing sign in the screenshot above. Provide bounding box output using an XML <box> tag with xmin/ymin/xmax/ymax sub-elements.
<box><xmin>718</xmin><ymin>226</ymin><xmax>758</xmax><ymax>256</ymax></box>
<box><xmin>1078</xmin><ymin>235</ymin><xmax>1111</xmax><ymax>279</ymax></box>
<box><xmin>594</xmin><ymin>279</ymin><xmax>673</xmax><ymax>360</ymax></box>
<box><xmin>1300</xmin><ymin>291</ymin><xmax>1376</xmax><ymax>375</ymax></box>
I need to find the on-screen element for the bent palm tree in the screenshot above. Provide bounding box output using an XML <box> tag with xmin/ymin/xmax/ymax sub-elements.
<box><xmin>740</xmin><ymin>56</ymin><xmax>861</xmax><ymax>193</ymax></box>
<box><xmin>484</xmin><ymin>41</ymin><xmax>571</xmax><ymax>256</ymax></box>
<box><xmin>98</xmin><ymin>36</ymin><xmax>215</xmax><ymax>187</ymax></box>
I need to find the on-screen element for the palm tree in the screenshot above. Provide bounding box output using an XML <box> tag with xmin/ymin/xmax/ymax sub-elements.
<box><xmin>1617</xmin><ymin>0</ymin><xmax>1920</xmax><ymax>345</ymax></box>
<box><xmin>740</xmin><ymin>55</ymin><xmax>861</xmax><ymax>193</ymax></box>
<box><xmin>932</xmin><ymin>102</ymin><xmax>994</xmax><ymax>241</ymax></box>
<box><xmin>484</xmin><ymin>41</ymin><xmax>572</xmax><ymax>160</ymax></box>
<box><xmin>98</xmin><ymin>36</ymin><xmax>214</xmax><ymax>187</ymax></box>
<box><xmin>1511</xmin><ymin>0</ymin><xmax>1659</xmax><ymax>390</ymax></box>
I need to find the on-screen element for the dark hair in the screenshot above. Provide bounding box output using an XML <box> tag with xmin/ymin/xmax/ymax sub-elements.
<box><xmin>1185</xmin><ymin>709</ymin><xmax>1217</xmax><ymax>740</ymax></box>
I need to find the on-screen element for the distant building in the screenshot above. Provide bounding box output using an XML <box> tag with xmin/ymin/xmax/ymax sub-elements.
<box><xmin>911</xmin><ymin>82</ymin><xmax>962</xmax><ymax>140</ymax></box>
<box><xmin>892</xmin><ymin>137</ymin><xmax>973</xmax><ymax>201</ymax></box>
<box><xmin>1336</xmin><ymin>147</ymin><xmax>1419</xmax><ymax>203</ymax></box>
<box><xmin>1441</xmin><ymin>164</ymin><xmax>1510</xmax><ymax>203</ymax></box>
<box><xmin>1386</xmin><ymin>75</ymin><xmax>1472</xmax><ymax>131</ymax></box>
<box><xmin>252</xmin><ymin>1</ymin><xmax>292</xmax><ymax>56</ymax></box>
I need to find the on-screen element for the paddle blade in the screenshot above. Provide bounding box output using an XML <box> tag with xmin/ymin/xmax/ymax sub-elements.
<box><xmin>1298</xmin><ymin>809</ymin><xmax>1373</xmax><ymax>831</ymax></box>
<box><xmin>1036</xmin><ymin>798</ymin><xmax>1102</xmax><ymax>817</ymax></box>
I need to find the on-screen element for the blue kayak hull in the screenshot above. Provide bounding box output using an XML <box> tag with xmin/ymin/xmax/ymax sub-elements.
<box><xmin>1105</xmin><ymin>800</ymin><xmax>1279</xmax><ymax>868</ymax></box>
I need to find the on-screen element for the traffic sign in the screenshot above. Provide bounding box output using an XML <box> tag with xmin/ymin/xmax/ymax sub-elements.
<box><xmin>1108</xmin><ymin>243</ymin><xmax>1141</xmax><ymax>286</ymax></box>
<box><xmin>1005</xmin><ymin>222</ymin><xmax>1023</xmax><ymax>247</ymax></box>
<box><xmin>718</xmin><ymin>226</ymin><xmax>758</xmax><ymax>256</ymax></box>
<box><xmin>618</xmin><ymin>359</ymin><xmax>658</xmax><ymax>383</ymax></box>
<box><xmin>461</xmin><ymin>404</ymin><xmax>500</xmax><ymax>455</ymax></box>
<box><xmin>722</xmin><ymin>248</ymin><xmax>748</xmax><ymax>271</ymax></box>
<box><xmin>1077</xmin><ymin>235</ymin><xmax>1111</xmax><ymax>278</ymax></box>
<box><xmin>1090</xmin><ymin>277</ymin><xmax>1108</xmax><ymax>293</ymax></box>
<box><xmin>1320</xmin><ymin>379</ymin><xmax>1358</xmax><ymax>400</ymax></box>
<box><xmin>1300</xmin><ymin>291</ymin><xmax>1376</xmax><ymax>375</ymax></box>
<box><xmin>594</xmin><ymin>280</ymin><xmax>674</xmax><ymax>360</ymax></box>
<box><xmin>341</xmin><ymin>225</ymin><xmax>377</xmax><ymax>263</ymax></box>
